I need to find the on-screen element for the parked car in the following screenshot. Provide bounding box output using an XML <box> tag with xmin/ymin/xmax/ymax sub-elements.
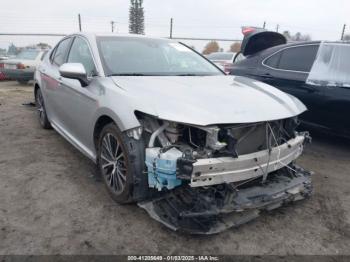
<box><xmin>206</xmin><ymin>52</ymin><xmax>237</xmax><ymax>74</ymax></box>
<box><xmin>1</xmin><ymin>49</ymin><xmax>48</xmax><ymax>84</ymax></box>
<box><xmin>230</xmin><ymin>29</ymin><xmax>350</xmax><ymax>138</ymax></box>
<box><xmin>206</xmin><ymin>52</ymin><xmax>246</xmax><ymax>74</ymax></box>
<box><xmin>34</xmin><ymin>33</ymin><xmax>312</xmax><ymax>234</ymax></box>
<box><xmin>0</xmin><ymin>56</ymin><xmax>8</xmax><ymax>81</ymax></box>
<box><xmin>0</xmin><ymin>72</ymin><xmax>8</xmax><ymax>81</ymax></box>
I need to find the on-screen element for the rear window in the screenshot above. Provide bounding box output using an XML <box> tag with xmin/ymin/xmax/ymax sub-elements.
<box><xmin>264</xmin><ymin>45</ymin><xmax>319</xmax><ymax>72</ymax></box>
<box><xmin>278</xmin><ymin>45</ymin><xmax>319</xmax><ymax>72</ymax></box>
<box><xmin>15</xmin><ymin>50</ymin><xmax>40</xmax><ymax>60</ymax></box>
<box><xmin>207</xmin><ymin>53</ymin><xmax>234</xmax><ymax>60</ymax></box>
<box><xmin>264</xmin><ymin>52</ymin><xmax>281</xmax><ymax>68</ymax></box>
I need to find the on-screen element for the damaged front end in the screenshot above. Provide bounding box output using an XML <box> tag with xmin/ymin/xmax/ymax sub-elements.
<box><xmin>136</xmin><ymin>114</ymin><xmax>312</xmax><ymax>234</ymax></box>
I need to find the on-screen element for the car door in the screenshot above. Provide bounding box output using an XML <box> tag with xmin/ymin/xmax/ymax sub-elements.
<box><xmin>257</xmin><ymin>44</ymin><xmax>326</xmax><ymax>125</ymax></box>
<box><xmin>56</xmin><ymin>36</ymin><xmax>100</xmax><ymax>156</ymax></box>
<box><xmin>305</xmin><ymin>43</ymin><xmax>350</xmax><ymax>134</ymax></box>
<box><xmin>41</xmin><ymin>37</ymin><xmax>73</xmax><ymax>126</ymax></box>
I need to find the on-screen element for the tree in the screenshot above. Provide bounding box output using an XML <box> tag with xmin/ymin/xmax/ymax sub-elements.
<box><xmin>202</xmin><ymin>41</ymin><xmax>219</xmax><ymax>55</ymax></box>
<box><xmin>291</xmin><ymin>32</ymin><xmax>311</xmax><ymax>41</ymax></box>
<box><xmin>129</xmin><ymin>0</ymin><xmax>145</xmax><ymax>34</ymax></box>
<box><xmin>7</xmin><ymin>43</ymin><xmax>18</xmax><ymax>56</ymax></box>
<box><xmin>282</xmin><ymin>30</ymin><xmax>291</xmax><ymax>40</ymax></box>
<box><xmin>229</xmin><ymin>42</ymin><xmax>241</xmax><ymax>53</ymax></box>
<box><xmin>283</xmin><ymin>30</ymin><xmax>311</xmax><ymax>42</ymax></box>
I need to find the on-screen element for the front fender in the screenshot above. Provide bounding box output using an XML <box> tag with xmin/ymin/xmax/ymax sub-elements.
<box><xmin>93</xmin><ymin>107</ymin><xmax>140</xmax><ymax>132</ymax></box>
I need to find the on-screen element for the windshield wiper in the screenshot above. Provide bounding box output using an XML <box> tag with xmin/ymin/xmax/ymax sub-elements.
<box><xmin>108</xmin><ymin>73</ymin><xmax>146</xmax><ymax>76</ymax></box>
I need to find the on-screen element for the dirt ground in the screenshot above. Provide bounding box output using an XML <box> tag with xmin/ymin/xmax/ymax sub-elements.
<box><xmin>0</xmin><ymin>80</ymin><xmax>350</xmax><ymax>255</ymax></box>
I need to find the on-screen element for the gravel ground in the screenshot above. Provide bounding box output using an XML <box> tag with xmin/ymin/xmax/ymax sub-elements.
<box><xmin>0</xmin><ymin>81</ymin><xmax>350</xmax><ymax>255</ymax></box>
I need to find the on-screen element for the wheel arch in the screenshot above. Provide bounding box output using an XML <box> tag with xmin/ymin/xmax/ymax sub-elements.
<box><xmin>93</xmin><ymin>115</ymin><xmax>115</xmax><ymax>151</ymax></box>
<box><xmin>92</xmin><ymin>107</ymin><xmax>142</xmax><ymax>148</ymax></box>
<box><xmin>34</xmin><ymin>82</ymin><xmax>40</xmax><ymax>97</ymax></box>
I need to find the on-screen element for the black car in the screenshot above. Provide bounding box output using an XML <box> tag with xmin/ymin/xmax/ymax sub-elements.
<box><xmin>231</xmin><ymin>29</ymin><xmax>350</xmax><ymax>138</ymax></box>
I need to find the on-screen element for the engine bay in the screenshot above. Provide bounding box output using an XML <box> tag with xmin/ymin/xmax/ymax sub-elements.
<box><xmin>134</xmin><ymin>114</ymin><xmax>313</xmax><ymax>234</ymax></box>
<box><xmin>139</xmin><ymin>115</ymin><xmax>310</xmax><ymax>191</ymax></box>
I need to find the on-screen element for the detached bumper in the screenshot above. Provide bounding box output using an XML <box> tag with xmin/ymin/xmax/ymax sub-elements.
<box><xmin>139</xmin><ymin>166</ymin><xmax>312</xmax><ymax>234</ymax></box>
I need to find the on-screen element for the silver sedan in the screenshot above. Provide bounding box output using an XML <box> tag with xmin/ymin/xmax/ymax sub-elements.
<box><xmin>34</xmin><ymin>33</ymin><xmax>312</xmax><ymax>233</ymax></box>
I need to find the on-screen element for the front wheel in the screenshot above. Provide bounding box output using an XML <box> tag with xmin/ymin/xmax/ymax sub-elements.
<box><xmin>35</xmin><ymin>88</ymin><xmax>51</xmax><ymax>129</ymax></box>
<box><xmin>97</xmin><ymin>123</ymin><xmax>147</xmax><ymax>204</ymax></box>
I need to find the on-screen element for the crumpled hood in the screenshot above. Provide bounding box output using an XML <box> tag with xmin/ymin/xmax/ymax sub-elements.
<box><xmin>111</xmin><ymin>75</ymin><xmax>306</xmax><ymax>126</ymax></box>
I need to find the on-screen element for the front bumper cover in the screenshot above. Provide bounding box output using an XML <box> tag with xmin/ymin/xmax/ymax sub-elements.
<box><xmin>189</xmin><ymin>134</ymin><xmax>306</xmax><ymax>187</ymax></box>
<box><xmin>139</xmin><ymin>166</ymin><xmax>312</xmax><ymax>234</ymax></box>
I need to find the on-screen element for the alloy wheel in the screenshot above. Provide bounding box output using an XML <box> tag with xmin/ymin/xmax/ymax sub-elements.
<box><xmin>100</xmin><ymin>133</ymin><xmax>127</xmax><ymax>194</ymax></box>
<box><xmin>36</xmin><ymin>90</ymin><xmax>46</xmax><ymax>126</ymax></box>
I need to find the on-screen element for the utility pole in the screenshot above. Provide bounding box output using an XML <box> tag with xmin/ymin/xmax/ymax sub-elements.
<box><xmin>276</xmin><ymin>24</ymin><xmax>279</xmax><ymax>32</ymax></box>
<box><xmin>341</xmin><ymin>24</ymin><xmax>346</xmax><ymax>40</ymax></box>
<box><xmin>111</xmin><ymin>21</ymin><xmax>116</xmax><ymax>33</ymax></box>
<box><xmin>78</xmin><ymin>14</ymin><xmax>82</xmax><ymax>32</ymax></box>
<box><xmin>263</xmin><ymin>21</ymin><xmax>266</xmax><ymax>29</ymax></box>
<box><xmin>169</xmin><ymin>18</ymin><xmax>173</xmax><ymax>38</ymax></box>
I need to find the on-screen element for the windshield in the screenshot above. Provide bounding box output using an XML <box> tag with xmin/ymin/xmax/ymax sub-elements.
<box><xmin>97</xmin><ymin>37</ymin><xmax>223</xmax><ymax>76</ymax></box>
<box><xmin>206</xmin><ymin>52</ymin><xmax>235</xmax><ymax>61</ymax></box>
<box><xmin>15</xmin><ymin>50</ymin><xmax>40</xmax><ymax>60</ymax></box>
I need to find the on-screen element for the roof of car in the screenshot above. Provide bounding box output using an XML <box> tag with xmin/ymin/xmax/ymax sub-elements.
<box><xmin>70</xmin><ymin>32</ymin><xmax>171</xmax><ymax>42</ymax></box>
<box><xmin>258</xmin><ymin>40</ymin><xmax>350</xmax><ymax>57</ymax></box>
<box><xmin>255</xmin><ymin>40</ymin><xmax>322</xmax><ymax>57</ymax></box>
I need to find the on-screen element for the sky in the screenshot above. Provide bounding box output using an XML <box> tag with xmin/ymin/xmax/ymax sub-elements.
<box><xmin>0</xmin><ymin>0</ymin><xmax>349</xmax><ymax>51</ymax></box>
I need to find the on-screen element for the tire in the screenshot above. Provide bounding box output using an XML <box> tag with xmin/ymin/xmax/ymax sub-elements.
<box><xmin>35</xmin><ymin>88</ymin><xmax>51</xmax><ymax>129</ymax></box>
<box><xmin>97</xmin><ymin>123</ymin><xmax>147</xmax><ymax>204</ymax></box>
<box><xmin>18</xmin><ymin>80</ymin><xmax>29</xmax><ymax>85</ymax></box>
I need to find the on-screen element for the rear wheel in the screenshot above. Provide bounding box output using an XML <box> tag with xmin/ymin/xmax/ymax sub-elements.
<box><xmin>35</xmin><ymin>88</ymin><xmax>51</xmax><ymax>129</ymax></box>
<box><xmin>97</xmin><ymin>123</ymin><xmax>147</xmax><ymax>204</ymax></box>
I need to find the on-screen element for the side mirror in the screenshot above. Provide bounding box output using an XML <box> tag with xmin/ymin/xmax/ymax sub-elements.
<box><xmin>59</xmin><ymin>63</ymin><xmax>89</xmax><ymax>87</ymax></box>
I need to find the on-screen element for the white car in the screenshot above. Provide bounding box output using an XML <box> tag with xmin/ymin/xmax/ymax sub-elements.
<box><xmin>206</xmin><ymin>52</ymin><xmax>246</xmax><ymax>74</ymax></box>
<box><xmin>1</xmin><ymin>49</ymin><xmax>48</xmax><ymax>84</ymax></box>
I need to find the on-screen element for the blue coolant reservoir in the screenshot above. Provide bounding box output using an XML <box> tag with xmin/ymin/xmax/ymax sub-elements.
<box><xmin>145</xmin><ymin>147</ymin><xmax>183</xmax><ymax>191</ymax></box>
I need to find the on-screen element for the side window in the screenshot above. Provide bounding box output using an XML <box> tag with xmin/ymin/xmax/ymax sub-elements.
<box><xmin>53</xmin><ymin>38</ymin><xmax>72</xmax><ymax>66</ymax></box>
<box><xmin>278</xmin><ymin>45</ymin><xmax>319</xmax><ymax>72</ymax></box>
<box><xmin>265</xmin><ymin>52</ymin><xmax>281</xmax><ymax>68</ymax></box>
<box><xmin>67</xmin><ymin>37</ymin><xmax>96</xmax><ymax>76</ymax></box>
